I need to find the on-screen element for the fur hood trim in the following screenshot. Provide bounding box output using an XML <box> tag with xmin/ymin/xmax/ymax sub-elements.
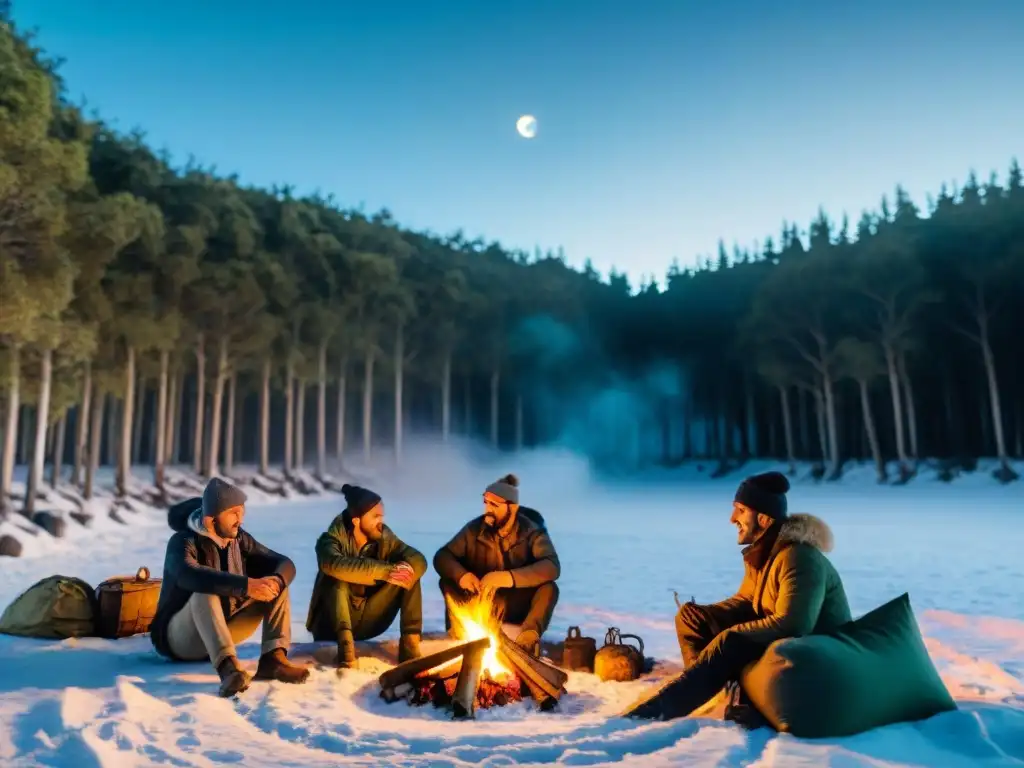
<box><xmin>778</xmin><ymin>513</ymin><xmax>834</xmax><ymax>553</ymax></box>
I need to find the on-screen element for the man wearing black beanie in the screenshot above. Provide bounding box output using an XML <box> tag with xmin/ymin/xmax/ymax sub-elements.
<box><xmin>625</xmin><ymin>471</ymin><xmax>851</xmax><ymax>721</ymax></box>
<box><xmin>306</xmin><ymin>484</ymin><xmax>427</xmax><ymax>672</ymax></box>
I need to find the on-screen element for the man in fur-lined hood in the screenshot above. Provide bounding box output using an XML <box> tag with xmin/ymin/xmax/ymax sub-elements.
<box><xmin>625</xmin><ymin>471</ymin><xmax>851</xmax><ymax>721</ymax></box>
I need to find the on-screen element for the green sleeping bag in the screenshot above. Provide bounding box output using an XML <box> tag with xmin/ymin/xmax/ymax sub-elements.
<box><xmin>740</xmin><ymin>592</ymin><xmax>956</xmax><ymax>738</ymax></box>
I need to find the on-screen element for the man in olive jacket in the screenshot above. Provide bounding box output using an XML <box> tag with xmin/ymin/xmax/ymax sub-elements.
<box><xmin>626</xmin><ymin>471</ymin><xmax>851</xmax><ymax>720</ymax></box>
<box><xmin>151</xmin><ymin>478</ymin><xmax>310</xmax><ymax>698</ymax></box>
<box><xmin>433</xmin><ymin>473</ymin><xmax>560</xmax><ymax>653</ymax></box>
<box><xmin>306</xmin><ymin>484</ymin><xmax>427</xmax><ymax>671</ymax></box>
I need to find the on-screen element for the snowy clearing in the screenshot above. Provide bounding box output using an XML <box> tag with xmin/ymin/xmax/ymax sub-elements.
<box><xmin>1</xmin><ymin>455</ymin><xmax>1022</xmax><ymax>767</ymax></box>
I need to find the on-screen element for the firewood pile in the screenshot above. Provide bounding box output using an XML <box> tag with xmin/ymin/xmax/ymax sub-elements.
<box><xmin>379</xmin><ymin>632</ymin><xmax>568</xmax><ymax>718</ymax></box>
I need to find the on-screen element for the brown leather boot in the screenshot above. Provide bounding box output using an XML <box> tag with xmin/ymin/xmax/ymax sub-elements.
<box><xmin>216</xmin><ymin>656</ymin><xmax>252</xmax><ymax>698</ymax></box>
<box><xmin>515</xmin><ymin>628</ymin><xmax>540</xmax><ymax>656</ymax></box>
<box><xmin>255</xmin><ymin>649</ymin><xmax>310</xmax><ymax>684</ymax></box>
<box><xmin>398</xmin><ymin>633</ymin><xmax>421</xmax><ymax>663</ymax></box>
<box><xmin>336</xmin><ymin>628</ymin><xmax>356</xmax><ymax>672</ymax></box>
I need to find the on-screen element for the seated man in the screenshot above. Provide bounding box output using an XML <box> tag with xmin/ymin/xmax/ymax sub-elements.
<box><xmin>306</xmin><ymin>484</ymin><xmax>426</xmax><ymax>672</ymax></box>
<box><xmin>627</xmin><ymin>471</ymin><xmax>852</xmax><ymax>720</ymax></box>
<box><xmin>433</xmin><ymin>474</ymin><xmax>560</xmax><ymax>653</ymax></box>
<box><xmin>150</xmin><ymin>478</ymin><xmax>310</xmax><ymax>698</ymax></box>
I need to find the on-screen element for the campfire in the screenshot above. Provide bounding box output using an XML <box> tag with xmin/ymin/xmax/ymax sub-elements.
<box><xmin>378</xmin><ymin>593</ymin><xmax>568</xmax><ymax>718</ymax></box>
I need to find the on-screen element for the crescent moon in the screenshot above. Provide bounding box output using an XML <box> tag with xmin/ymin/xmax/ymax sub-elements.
<box><xmin>516</xmin><ymin>114</ymin><xmax>537</xmax><ymax>139</ymax></box>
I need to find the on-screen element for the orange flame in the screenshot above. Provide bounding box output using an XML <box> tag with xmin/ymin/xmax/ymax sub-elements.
<box><xmin>444</xmin><ymin>592</ymin><xmax>512</xmax><ymax>679</ymax></box>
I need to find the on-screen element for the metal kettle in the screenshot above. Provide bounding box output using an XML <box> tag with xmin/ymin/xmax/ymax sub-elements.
<box><xmin>593</xmin><ymin>627</ymin><xmax>645</xmax><ymax>682</ymax></box>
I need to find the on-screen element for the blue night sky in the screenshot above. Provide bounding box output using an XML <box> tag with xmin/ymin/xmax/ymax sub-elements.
<box><xmin>13</xmin><ymin>0</ymin><xmax>1024</xmax><ymax>285</ymax></box>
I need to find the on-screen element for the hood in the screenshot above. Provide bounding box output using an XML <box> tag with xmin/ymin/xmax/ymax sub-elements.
<box><xmin>778</xmin><ymin>513</ymin><xmax>834</xmax><ymax>553</ymax></box>
<box><xmin>519</xmin><ymin>506</ymin><xmax>546</xmax><ymax>530</ymax></box>
<box><xmin>168</xmin><ymin>497</ymin><xmax>202</xmax><ymax>532</ymax></box>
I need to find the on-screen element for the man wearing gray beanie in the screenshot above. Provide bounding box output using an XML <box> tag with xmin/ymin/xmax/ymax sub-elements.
<box><xmin>433</xmin><ymin>474</ymin><xmax>561</xmax><ymax>654</ymax></box>
<box><xmin>151</xmin><ymin>478</ymin><xmax>310</xmax><ymax>697</ymax></box>
<box><xmin>625</xmin><ymin>471</ymin><xmax>851</xmax><ymax>721</ymax></box>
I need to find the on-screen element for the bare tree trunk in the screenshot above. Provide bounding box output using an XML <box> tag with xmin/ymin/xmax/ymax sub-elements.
<box><xmin>73</xmin><ymin>361</ymin><xmax>92</xmax><ymax>487</ymax></box>
<box><xmin>193</xmin><ymin>335</ymin><xmax>206</xmax><ymax>475</ymax></box>
<box><xmin>284</xmin><ymin>357</ymin><xmax>295</xmax><ymax>475</ymax></box>
<box><xmin>117</xmin><ymin>346</ymin><xmax>136</xmax><ymax>498</ymax></box>
<box><xmin>897</xmin><ymin>353</ymin><xmax>919</xmax><ymax>464</ymax></box>
<box><xmin>18</xmin><ymin>405</ymin><xmax>31</xmax><ymax>467</ymax></box>
<box><xmin>317</xmin><ymin>342</ymin><xmax>328</xmax><ymax>477</ymax></box>
<box><xmin>206</xmin><ymin>336</ymin><xmax>228</xmax><ymax>478</ymax></box>
<box><xmin>441</xmin><ymin>352</ymin><xmax>452</xmax><ymax>443</ymax></box>
<box><xmin>980</xmin><ymin>328</ymin><xmax>1010</xmax><ymax>466</ymax></box>
<box><xmin>259</xmin><ymin>357</ymin><xmax>271</xmax><ymax>475</ymax></box>
<box><xmin>103</xmin><ymin>397</ymin><xmax>116</xmax><ymax>467</ymax></box>
<box><xmin>858</xmin><ymin>378</ymin><xmax>886</xmax><ymax>483</ymax></box>
<box><xmin>489</xmin><ymin>368</ymin><xmax>500</xmax><ymax>448</ymax></box>
<box><xmin>50</xmin><ymin>411</ymin><xmax>66</xmax><ymax>488</ymax></box>
<box><xmin>883</xmin><ymin>343</ymin><xmax>910</xmax><ymax>475</ymax></box>
<box><xmin>822</xmin><ymin>373</ymin><xmax>841</xmax><ymax>478</ymax></box>
<box><xmin>394</xmin><ymin>327</ymin><xmax>404</xmax><ymax>466</ymax></box>
<box><xmin>25</xmin><ymin>348</ymin><xmax>53</xmax><ymax>516</ymax></box>
<box><xmin>167</xmin><ymin>367</ymin><xmax>182</xmax><ymax>465</ymax></box>
<box><xmin>335</xmin><ymin>356</ymin><xmax>347</xmax><ymax>461</ymax></box>
<box><xmin>296</xmin><ymin>379</ymin><xmax>306</xmax><ymax>470</ymax></box>
<box><xmin>778</xmin><ymin>385</ymin><xmax>796</xmax><ymax>474</ymax></box>
<box><xmin>514</xmin><ymin>394</ymin><xmax>524</xmax><ymax>451</ymax></box>
<box><xmin>1</xmin><ymin>345</ymin><xmax>21</xmax><ymax>505</ymax></box>
<box><xmin>362</xmin><ymin>348</ymin><xmax>375</xmax><ymax>464</ymax></box>
<box><xmin>154</xmin><ymin>350</ymin><xmax>169</xmax><ymax>493</ymax></box>
<box><xmin>224</xmin><ymin>370</ymin><xmax>237</xmax><ymax>476</ymax></box>
<box><xmin>813</xmin><ymin>386</ymin><xmax>828</xmax><ymax>464</ymax></box>
<box><xmin>131</xmin><ymin>376</ymin><xmax>145</xmax><ymax>467</ymax></box>
<box><xmin>462</xmin><ymin>376</ymin><xmax>472</xmax><ymax>437</ymax></box>
<box><xmin>84</xmin><ymin>391</ymin><xmax>104</xmax><ymax>500</ymax></box>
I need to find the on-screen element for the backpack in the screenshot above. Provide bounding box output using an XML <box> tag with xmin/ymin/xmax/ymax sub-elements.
<box><xmin>0</xmin><ymin>575</ymin><xmax>98</xmax><ymax>639</ymax></box>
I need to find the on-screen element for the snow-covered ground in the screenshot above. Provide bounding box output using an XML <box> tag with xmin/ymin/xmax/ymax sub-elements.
<box><xmin>1</xmin><ymin>451</ymin><xmax>1022</xmax><ymax>767</ymax></box>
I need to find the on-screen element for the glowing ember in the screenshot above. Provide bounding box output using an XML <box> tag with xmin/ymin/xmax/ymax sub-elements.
<box><xmin>444</xmin><ymin>593</ymin><xmax>512</xmax><ymax>679</ymax></box>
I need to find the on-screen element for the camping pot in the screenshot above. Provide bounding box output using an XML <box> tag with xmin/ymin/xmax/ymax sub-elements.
<box><xmin>561</xmin><ymin>626</ymin><xmax>597</xmax><ymax>672</ymax></box>
<box><xmin>594</xmin><ymin>627</ymin><xmax>645</xmax><ymax>682</ymax></box>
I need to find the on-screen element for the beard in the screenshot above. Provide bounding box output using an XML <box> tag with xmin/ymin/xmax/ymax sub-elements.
<box><xmin>214</xmin><ymin>519</ymin><xmax>240</xmax><ymax>540</ymax></box>
<box><xmin>363</xmin><ymin>521</ymin><xmax>384</xmax><ymax>541</ymax></box>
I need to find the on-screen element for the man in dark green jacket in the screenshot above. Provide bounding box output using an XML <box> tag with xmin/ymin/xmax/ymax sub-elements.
<box><xmin>306</xmin><ymin>484</ymin><xmax>427</xmax><ymax>671</ymax></box>
<box><xmin>433</xmin><ymin>473</ymin><xmax>560</xmax><ymax>653</ymax></box>
<box><xmin>626</xmin><ymin>471</ymin><xmax>851</xmax><ymax>720</ymax></box>
<box><xmin>151</xmin><ymin>478</ymin><xmax>310</xmax><ymax>698</ymax></box>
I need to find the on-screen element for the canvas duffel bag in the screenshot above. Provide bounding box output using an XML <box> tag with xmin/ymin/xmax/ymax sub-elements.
<box><xmin>95</xmin><ymin>566</ymin><xmax>162</xmax><ymax>639</ymax></box>
<box><xmin>0</xmin><ymin>575</ymin><xmax>97</xmax><ymax>639</ymax></box>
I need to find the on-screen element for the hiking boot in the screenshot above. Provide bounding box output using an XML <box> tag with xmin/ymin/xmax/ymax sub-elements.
<box><xmin>254</xmin><ymin>648</ymin><xmax>310</xmax><ymax>684</ymax></box>
<box><xmin>336</xmin><ymin>628</ymin><xmax>356</xmax><ymax>670</ymax></box>
<box><xmin>515</xmin><ymin>628</ymin><xmax>540</xmax><ymax>656</ymax></box>
<box><xmin>216</xmin><ymin>656</ymin><xmax>252</xmax><ymax>698</ymax></box>
<box><xmin>398</xmin><ymin>633</ymin><xmax>421</xmax><ymax>663</ymax></box>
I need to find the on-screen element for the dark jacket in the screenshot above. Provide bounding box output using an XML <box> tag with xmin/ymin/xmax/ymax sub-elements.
<box><xmin>305</xmin><ymin>517</ymin><xmax>427</xmax><ymax>631</ymax></box>
<box><xmin>710</xmin><ymin>513</ymin><xmax>851</xmax><ymax>645</ymax></box>
<box><xmin>150</xmin><ymin>497</ymin><xmax>296</xmax><ymax>660</ymax></box>
<box><xmin>433</xmin><ymin>507</ymin><xmax>560</xmax><ymax>589</ymax></box>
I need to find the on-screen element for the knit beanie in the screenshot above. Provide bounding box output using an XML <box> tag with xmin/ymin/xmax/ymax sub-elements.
<box><xmin>485</xmin><ymin>473</ymin><xmax>519</xmax><ymax>504</ymax></box>
<box><xmin>734</xmin><ymin>471</ymin><xmax>790</xmax><ymax>521</ymax></box>
<box><xmin>341</xmin><ymin>484</ymin><xmax>382</xmax><ymax>518</ymax></box>
<box><xmin>202</xmin><ymin>477</ymin><xmax>247</xmax><ymax>517</ymax></box>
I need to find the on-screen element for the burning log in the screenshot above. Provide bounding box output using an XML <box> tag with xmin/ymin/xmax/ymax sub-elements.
<box><xmin>452</xmin><ymin>642</ymin><xmax>486</xmax><ymax>718</ymax></box>
<box><xmin>378</xmin><ymin>637</ymin><xmax>489</xmax><ymax>700</ymax></box>
<box><xmin>497</xmin><ymin>629</ymin><xmax>568</xmax><ymax>709</ymax></box>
